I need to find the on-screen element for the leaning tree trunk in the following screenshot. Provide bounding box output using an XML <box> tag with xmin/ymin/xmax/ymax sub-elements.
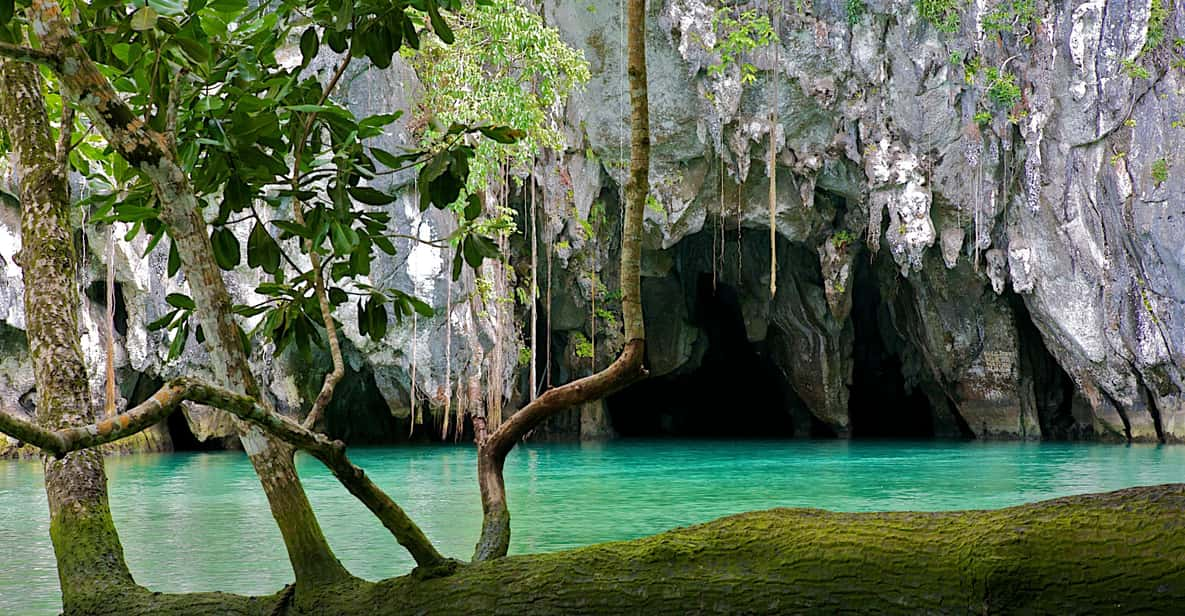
<box><xmin>0</xmin><ymin>58</ymin><xmax>138</xmax><ymax>609</ymax></box>
<box><xmin>472</xmin><ymin>0</ymin><xmax>651</xmax><ymax>561</ymax></box>
<box><xmin>301</xmin><ymin>485</ymin><xmax>1185</xmax><ymax>615</ymax></box>
<box><xmin>20</xmin><ymin>0</ymin><xmax>349</xmax><ymax>588</ymax></box>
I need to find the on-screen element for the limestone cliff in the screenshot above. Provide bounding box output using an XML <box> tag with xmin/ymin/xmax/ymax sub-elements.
<box><xmin>1</xmin><ymin>0</ymin><xmax>1182</xmax><ymax>450</ymax></box>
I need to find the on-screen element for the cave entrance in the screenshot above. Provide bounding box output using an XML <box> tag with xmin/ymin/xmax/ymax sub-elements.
<box><xmin>607</xmin><ymin>274</ymin><xmax>794</xmax><ymax>438</ymax></box>
<box><xmin>847</xmin><ymin>257</ymin><xmax>935</xmax><ymax>439</ymax></box>
<box><xmin>1012</xmin><ymin>294</ymin><xmax>1090</xmax><ymax>440</ymax></box>
<box><xmin>165</xmin><ymin>406</ymin><xmax>226</xmax><ymax>452</ymax></box>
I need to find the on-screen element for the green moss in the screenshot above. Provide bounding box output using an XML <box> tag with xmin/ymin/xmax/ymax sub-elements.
<box><xmin>845</xmin><ymin>0</ymin><xmax>866</xmax><ymax>25</ymax></box>
<box><xmin>916</xmin><ymin>0</ymin><xmax>961</xmax><ymax>33</ymax></box>
<box><xmin>985</xmin><ymin>67</ymin><xmax>1022</xmax><ymax>108</ymax></box>
<box><xmin>982</xmin><ymin>0</ymin><xmax>1038</xmax><ymax>38</ymax></box>
<box><xmin>40</xmin><ymin>486</ymin><xmax>1185</xmax><ymax>614</ymax></box>
<box><xmin>1144</xmin><ymin>0</ymin><xmax>1170</xmax><ymax>53</ymax></box>
<box><xmin>1152</xmin><ymin>158</ymin><xmax>1170</xmax><ymax>185</ymax></box>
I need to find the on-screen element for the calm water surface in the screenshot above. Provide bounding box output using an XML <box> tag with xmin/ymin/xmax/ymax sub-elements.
<box><xmin>1</xmin><ymin>439</ymin><xmax>1182</xmax><ymax>614</ymax></box>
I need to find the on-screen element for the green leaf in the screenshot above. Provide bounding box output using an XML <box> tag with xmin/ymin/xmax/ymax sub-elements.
<box><xmin>370</xmin><ymin>147</ymin><xmax>417</xmax><ymax>169</ymax></box>
<box><xmin>0</xmin><ymin>0</ymin><xmax>14</xmax><ymax>25</ymax></box>
<box><xmin>131</xmin><ymin>6</ymin><xmax>159</xmax><ymax>31</ymax></box>
<box><xmin>0</xmin><ymin>187</ymin><xmax>17</xmax><ymax>208</ymax></box>
<box><xmin>451</xmin><ymin>247</ymin><xmax>464</xmax><ymax>280</ymax></box>
<box><xmin>328</xmin><ymin>287</ymin><xmax>348</xmax><ymax>306</ymax></box>
<box><xmin>174</xmin><ymin>36</ymin><xmax>211</xmax><ymax>63</ymax></box>
<box><xmin>247</xmin><ymin>221</ymin><xmax>281</xmax><ymax>274</ymax></box>
<box><xmin>147</xmin><ymin>310</ymin><xmax>179</xmax><ymax>331</ymax></box>
<box><xmin>368</xmin><ymin>301</ymin><xmax>388</xmax><ymax>340</ymax></box>
<box><xmin>464</xmin><ymin>193</ymin><xmax>482</xmax><ymax>221</ymax></box>
<box><xmin>408</xmin><ymin>296</ymin><xmax>433</xmax><ymax>317</ymax></box>
<box><xmin>148</xmin><ymin>0</ymin><xmax>185</xmax><ymax>16</ymax></box>
<box><xmin>167</xmin><ymin>323</ymin><xmax>189</xmax><ymax>361</ymax></box>
<box><xmin>300</xmin><ymin>27</ymin><xmax>319</xmax><ymax>68</ymax></box>
<box><xmin>373</xmin><ymin>235</ymin><xmax>397</xmax><ymax>255</ymax></box>
<box><xmin>426</xmin><ymin>0</ymin><xmax>454</xmax><ymax>44</ymax></box>
<box><xmin>358</xmin><ymin>112</ymin><xmax>403</xmax><ymax>132</ymax></box>
<box><xmin>167</xmin><ymin>241</ymin><xmax>181</xmax><ymax>277</ymax></box>
<box><xmin>428</xmin><ymin>173</ymin><xmax>462</xmax><ymax>208</ymax></box>
<box><xmin>205</xmin><ymin>0</ymin><xmax>246</xmax><ymax>13</ymax></box>
<box><xmin>330</xmin><ymin>221</ymin><xmax>358</xmax><ymax>254</ymax></box>
<box><xmin>166</xmin><ymin>293</ymin><xmax>196</xmax><ymax>309</ymax></box>
<box><xmin>233</xmin><ymin>304</ymin><xmax>269</xmax><ymax>318</ymax></box>
<box><xmin>462</xmin><ymin>237</ymin><xmax>482</xmax><ymax>268</ymax></box>
<box><xmin>211</xmin><ymin>226</ymin><xmax>241</xmax><ymax>270</ymax></box>
<box><xmin>326</xmin><ymin>28</ymin><xmax>348</xmax><ymax>53</ymax></box>
<box><xmin>348</xmin><ymin>186</ymin><xmax>396</xmax><ymax>205</ymax></box>
<box><xmin>335</xmin><ymin>0</ymin><xmax>353</xmax><ymax>32</ymax></box>
<box><xmin>271</xmin><ymin>220</ymin><xmax>310</xmax><ymax>239</ymax></box>
<box><xmin>401</xmin><ymin>13</ymin><xmax>420</xmax><ymax>49</ymax></box>
<box><xmin>478</xmin><ymin>126</ymin><xmax>525</xmax><ymax>144</ymax></box>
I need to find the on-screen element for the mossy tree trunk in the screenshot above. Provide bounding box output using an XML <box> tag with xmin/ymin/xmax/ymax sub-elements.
<box><xmin>472</xmin><ymin>0</ymin><xmax>651</xmax><ymax>562</ymax></box>
<box><xmin>12</xmin><ymin>0</ymin><xmax>350</xmax><ymax>589</ymax></box>
<box><xmin>0</xmin><ymin>56</ymin><xmax>138</xmax><ymax>608</ymax></box>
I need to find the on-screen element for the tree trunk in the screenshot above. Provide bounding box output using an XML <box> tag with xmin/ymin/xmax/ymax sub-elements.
<box><xmin>0</xmin><ymin>58</ymin><xmax>138</xmax><ymax>607</ymax></box>
<box><xmin>66</xmin><ymin>485</ymin><xmax>1185</xmax><ymax>615</ymax></box>
<box><xmin>20</xmin><ymin>0</ymin><xmax>349</xmax><ymax>588</ymax></box>
<box><xmin>472</xmin><ymin>0</ymin><xmax>652</xmax><ymax>562</ymax></box>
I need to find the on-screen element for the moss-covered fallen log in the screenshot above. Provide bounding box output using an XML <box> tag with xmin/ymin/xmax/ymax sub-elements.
<box><xmin>75</xmin><ymin>484</ymin><xmax>1185</xmax><ymax>615</ymax></box>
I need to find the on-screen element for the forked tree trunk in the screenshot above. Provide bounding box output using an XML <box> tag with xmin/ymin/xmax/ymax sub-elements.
<box><xmin>0</xmin><ymin>57</ymin><xmax>137</xmax><ymax>607</ymax></box>
<box><xmin>472</xmin><ymin>0</ymin><xmax>651</xmax><ymax>562</ymax></box>
<box><xmin>19</xmin><ymin>0</ymin><xmax>349</xmax><ymax>588</ymax></box>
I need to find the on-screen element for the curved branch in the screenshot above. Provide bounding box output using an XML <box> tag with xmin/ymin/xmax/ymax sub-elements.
<box><xmin>0</xmin><ymin>378</ymin><xmax>453</xmax><ymax>573</ymax></box>
<box><xmin>472</xmin><ymin>0</ymin><xmax>652</xmax><ymax>563</ymax></box>
<box><xmin>294</xmin><ymin>50</ymin><xmax>353</xmax><ymax>431</ymax></box>
<box><xmin>0</xmin><ymin>41</ymin><xmax>61</xmax><ymax>69</ymax></box>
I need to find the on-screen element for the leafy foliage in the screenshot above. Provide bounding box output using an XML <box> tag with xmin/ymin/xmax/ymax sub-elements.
<box><xmin>1</xmin><ymin>0</ymin><xmax>532</xmax><ymax>361</ymax></box>
<box><xmin>1151</xmin><ymin>158</ymin><xmax>1169</xmax><ymax>185</ymax></box>
<box><xmin>981</xmin><ymin>0</ymin><xmax>1038</xmax><ymax>39</ymax></box>
<box><xmin>916</xmin><ymin>0</ymin><xmax>960</xmax><ymax>33</ymax></box>
<box><xmin>706</xmin><ymin>6</ymin><xmax>777</xmax><ymax>85</ymax></box>
<box><xmin>846</xmin><ymin>0</ymin><xmax>866</xmax><ymax>26</ymax></box>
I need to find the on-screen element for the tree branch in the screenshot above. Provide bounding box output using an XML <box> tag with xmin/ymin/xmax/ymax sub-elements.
<box><xmin>0</xmin><ymin>41</ymin><xmax>61</xmax><ymax>69</ymax></box>
<box><xmin>0</xmin><ymin>377</ymin><xmax>454</xmax><ymax>572</ymax></box>
<box><xmin>471</xmin><ymin>0</ymin><xmax>651</xmax><ymax>562</ymax></box>
<box><xmin>55</xmin><ymin>98</ymin><xmax>74</xmax><ymax>180</ymax></box>
<box><xmin>294</xmin><ymin>50</ymin><xmax>354</xmax><ymax>431</ymax></box>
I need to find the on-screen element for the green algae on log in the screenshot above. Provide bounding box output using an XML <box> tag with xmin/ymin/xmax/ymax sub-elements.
<box><xmin>71</xmin><ymin>484</ymin><xmax>1185</xmax><ymax>615</ymax></box>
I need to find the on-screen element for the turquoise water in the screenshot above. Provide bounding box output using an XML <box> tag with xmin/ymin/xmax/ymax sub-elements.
<box><xmin>1</xmin><ymin>439</ymin><xmax>1182</xmax><ymax>614</ymax></box>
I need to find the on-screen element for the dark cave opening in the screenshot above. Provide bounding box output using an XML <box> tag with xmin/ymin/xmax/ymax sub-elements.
<box><xmin>607</xmin><ymin>274</ymin><xmax>795</xmax><ymax>438</ymax></box>
<box><xmin>85</xmin><ymin>280</ymin><xmax>128</xmax><ymax>337</ymax></box>
<box><xmin>847</xmin><ymin>257</ymin><xmax>936</xmax><ymax>439</ymax></box>
<box><xmin>135</xmin><ymin>374</ymin><xmax>225</xmax><ymax>452</ymax></box>
<box><xmin>165</xmin><ymin>405</ymin><xmax>225</xmax><ymax>452</ymax></box>
<box><xmin>1011</xmin><ymin>294</ymin><xmax>1089</xmax><ymax>440</ymax></box>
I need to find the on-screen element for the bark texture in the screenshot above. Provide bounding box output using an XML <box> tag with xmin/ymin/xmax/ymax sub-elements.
<box><xmin>472</xmin><ymin>0</ymin><xmax>651</xmax><ymax>561</ymax></box>
<box><xmin>19</xmin><ymin>0</ymin><xmax>349</xmax><ymax>586</ymax></box>
<box><xmin>66</xmin><ymin>485</ymin><xmax>1185</xmax><ymax>615</ymax></box>
<box><xmin>0</xmin><ymin>58</ymin><xmax>137</xmax><ymax>606</ymax></box>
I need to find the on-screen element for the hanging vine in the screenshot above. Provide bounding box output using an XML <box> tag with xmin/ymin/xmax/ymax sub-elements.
<box><xmin>768</xmin><ymin>1</ymin><xmax>780</xmax><ymax>298</ymax></box>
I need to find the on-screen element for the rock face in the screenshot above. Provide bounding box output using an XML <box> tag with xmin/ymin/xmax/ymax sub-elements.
<box><xmin>1</xmin><ymin>0</ymin><xmax>1182</xmax><ymax>450</ymax></box>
